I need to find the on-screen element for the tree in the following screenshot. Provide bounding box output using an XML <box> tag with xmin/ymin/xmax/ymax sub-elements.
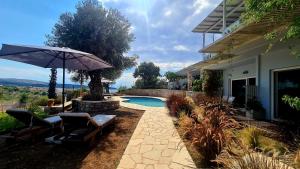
<box><xmin>202</xmin><ymin>70</ymin><xmax>223</xmax><ymax>96</ymax></box>
<box><xmin>164</xmin><ymin>71</ymin><xmax>178</xmax><ymax>82</ymax></box>
<box><xmin>46</xmin><ymin>0</ymin><xmax>137</xmax><ymax>100</ymax></box>
<box><xmin>242</xmin><ymin>0</ymin><xmax>300</xmax><ymax>56</ymax></box>
<box><xmin>133</xmin><ymin>62</ymin><xmax>160</xmax><ymax>89</ymax></box>
<box><xmin>156</xmin><ymin>79</ymin><xmax>168</xmax><ymax>89</ymax></box>
<box><xmin>48</xmin><ymin>68</ymin><xmax>57</xmax><ymax>99</ymax></box>
<box><xmin>70</xmin><ymin>70</ymin><xmax>89</xmax><ymax>95</ymax></box>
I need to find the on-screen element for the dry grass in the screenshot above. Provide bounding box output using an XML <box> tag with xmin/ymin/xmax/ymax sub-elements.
<box><xmin>238</xmin><ymin>127</ymin><xmax>288</xmax><ymax>156</ymax></box>
<box><xmin>178</xmin><ymin>114</ymin><xmax>194</xmax><ymax>139</ymax></box>
<box><xmin>0</xmin><ymin>107</ymin><xmax>144</xmax><ymax>169</ymax></box>
<box><xmin>295</xmin><ymin>149</ymin><xmax>300</xmax><ymax>168</ymax></box>
<box><xmin>219</xmin><ymin>152</ymin><xmax>292</xmax><ymax>169</ymax></box>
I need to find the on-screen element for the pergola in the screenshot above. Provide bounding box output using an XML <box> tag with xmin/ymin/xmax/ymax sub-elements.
<box><xmin>192</xmin><ymin>0</ymin><xmax>245</xmax><ymax>49</ymax></box>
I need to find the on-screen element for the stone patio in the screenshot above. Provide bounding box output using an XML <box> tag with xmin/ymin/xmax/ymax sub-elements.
<box><xmin>115</xmin><ymin>96</ymin><xmax>196</xmax><ymax>169</ymax></box>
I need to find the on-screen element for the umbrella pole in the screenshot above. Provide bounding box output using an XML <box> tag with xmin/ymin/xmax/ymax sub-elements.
<box><xmin>62</xmin><ymin>52</ymin><xmax>65</xmax><ymax>112</ymax></box>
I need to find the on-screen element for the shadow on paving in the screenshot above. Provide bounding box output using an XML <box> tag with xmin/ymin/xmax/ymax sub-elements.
<box><xmin>0</xmin><ymin>107</ymin><xmax>144</xmax><ymax>169</ymax></box>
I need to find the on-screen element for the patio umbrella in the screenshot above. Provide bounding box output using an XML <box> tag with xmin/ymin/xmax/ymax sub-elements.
<box><xmin>0</xmin><ymin>44</ymin><xmax>112</xmax><ymax>111</ymax></box>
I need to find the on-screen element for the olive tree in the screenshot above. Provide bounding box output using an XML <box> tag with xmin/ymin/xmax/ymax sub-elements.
<box><xmin>47</xmin><ymin>0</ymin><xmax>137</xmax><ymax>100</ymax></box>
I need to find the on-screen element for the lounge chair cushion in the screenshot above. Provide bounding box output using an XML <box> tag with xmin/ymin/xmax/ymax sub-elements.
<box><xmin>44</xmin><ymin>116</ymin><xmax>62</xmax><ymax>124</ymax></box>
<box><xmin>58</xmin><ymin>113</ymin><xmax>116</xmax><ymax>128</ymax></box>
<box><xmin>6</xmin><ymin>109</ymin><xmax>61</xmax><ymax>127</ymax></box>
<box><xmin>92</xmin><ymin>115</ymin><xmax>116</xmax><ymax>127</ymax></box>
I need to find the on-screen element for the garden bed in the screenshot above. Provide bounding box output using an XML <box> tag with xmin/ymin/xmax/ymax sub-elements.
<box><xmin>168</xmin><ymin>94</ymin><xmax>300</xmax><ymax>168</ymax></box>
<box><xmin>0</xmin><ymin>107</ymin><xmax>144</xmax><ymax>169</ymax></box>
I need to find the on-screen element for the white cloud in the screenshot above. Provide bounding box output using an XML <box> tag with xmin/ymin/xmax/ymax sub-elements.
<box><xmin>131</xmin><ymin>45</ymin><xmax>167</xmax><ymax>54</ymax></box>
<box><xmin>173</xmin><ymin>45</ymin><xmax>190</xmax><ymax>52</ymax></box>
<box><xmin>115</xmin><ymin>72</ymin><xmax>136</xmax><ymax>88</ymax></box>
<box><xmin>129</xmin><ymin>25</ymin><xmax>135</xmax><ymax>34</ymax></box>
<box><xmin>154</xmin><ymin>61</ymin><xmax>198</xmax><ymax>71</ymax></box>
<box><xmin>164</xmin><ymin>9</ymin><xmax>172</xmax><ymax>17</ymax></box>
<box><xmin>183</xmin><ymin>0</ymin><xmax>212</xmax><ymax>26</ymax></box>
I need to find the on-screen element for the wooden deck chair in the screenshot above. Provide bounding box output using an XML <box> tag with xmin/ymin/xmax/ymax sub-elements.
<box><xmin>58</xmin><ymin>113</ymin><xmax>116</xmax><ymax>144</ymax></box>
<box><xmin>2</xmin><ymin>109</ymin><xmax>62</xmax><ymax>142</ymax></box>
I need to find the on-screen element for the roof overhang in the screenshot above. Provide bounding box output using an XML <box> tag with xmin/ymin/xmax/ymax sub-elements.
<box><xmin>201</xmin><ymin>3</ymin><xmax>300</xmax><ymax>53</ymax></box>
<box><xmin>192</xmin><ymin>0</ymin><xmax>245</xmax><ymax>33</ymax></box>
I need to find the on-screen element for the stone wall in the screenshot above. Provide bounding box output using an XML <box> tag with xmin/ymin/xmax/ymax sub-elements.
<box><xmin>121</xmin><ymin>89</ymin><xmax>188</xmax><ymax>98</ymax></box>
<box><xmin>72</xmin><ymin>98</ymin><xmax>120</xmax><ymax>114</ymax></box>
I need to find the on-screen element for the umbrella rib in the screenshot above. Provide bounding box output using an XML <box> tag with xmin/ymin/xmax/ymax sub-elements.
<box><xmin>41</xmin><ymin>50</ymin><xmax>62</xmax><ymax>59</ymax></box>
<box><xmin>69</xmin><ymin>53</ymin><xmax>90</xmax><ymax>70</ymax></box>
<box><xmin>44</xmin><ymin>51</ymin><xmax>62</xmax><ymax>68</ymax></box>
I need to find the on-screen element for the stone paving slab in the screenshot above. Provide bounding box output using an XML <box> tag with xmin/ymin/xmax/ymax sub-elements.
<box><xmin>115</xmin><ymin>96</ymin><xmax>196</xmax><ymax>169</ymax></box>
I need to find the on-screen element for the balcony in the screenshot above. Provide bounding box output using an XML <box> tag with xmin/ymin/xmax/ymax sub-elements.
<box><xmin>192</xmin><ymin>0</ymin><xmax>245</xmax><ymax>52</ymax></box>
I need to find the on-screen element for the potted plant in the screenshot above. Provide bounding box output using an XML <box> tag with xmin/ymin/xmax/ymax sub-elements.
<box><xmin>246</xmin><ymin>97</ymin><xmax>266</xmax><ymax>120</ymax></box>
<box><xmin>47</xmin><ymin>99</ymin><xmax>55</xmax><ymax>107</ymax></box>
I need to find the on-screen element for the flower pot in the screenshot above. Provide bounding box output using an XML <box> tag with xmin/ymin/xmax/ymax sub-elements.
<box><xmin>47</xmin><ymin>99</ymin><xmax>55</xmax><ymax>107</ymax></box>
<box><xmin>246</xmin><ymin>110</ymin><xmax>253</xmax><ymax>119</ymax></box>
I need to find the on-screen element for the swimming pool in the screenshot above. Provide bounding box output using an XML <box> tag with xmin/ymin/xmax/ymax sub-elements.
<box><xmin>122</xmin><ymin>97</ymin><xmax>165</xmax><ymax>107</ymax></box>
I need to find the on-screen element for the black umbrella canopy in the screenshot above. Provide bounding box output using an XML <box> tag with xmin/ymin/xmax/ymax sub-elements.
<box><xmin>0</xmin><ymin>44</ymin><xmax>113</xmax><ymax>111</ymax></box>
<box><xmin>0</xmin><ymin>44</ymin><xmax>112</xmax><ymax>70</ymax></box>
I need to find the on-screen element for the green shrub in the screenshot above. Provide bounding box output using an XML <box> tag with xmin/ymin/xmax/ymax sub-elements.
<box><xmin>19</xmin><ymin>93</ymin><xmax>29</xmax><ymax>104</ymax></box>
<box><xmin>0</xmin><ymin>112</ymin><xmax>24</xmax><ymax>133</ymax></box>
<box><xmin>202</xmin><ymin>70</ymin><xmax>223</xmax><ymax>97</ymax></box>
<box><xmin>34</xmin><ymin>96</ymin><xmax>49</xmax><ymax>106</ymax></box>
<box><xmin>27</xmin><ymin>103</ymin><xmax>48</xmax><ymax>118</ymax></box>
<box><xmin>282</xmin><ymin>95</ymin><xmax>300</xmax><ymax>111</ymax></box>
<box><xmin>192</xmin><ymin>79</ymin><xmax>203</xmax><ymax>92</ymax></box>
<box><xmin>54</xmin><ymin>96</ymin><xmax>62</xmax><ymax>105</ymax></box>
<box><xmin>65</xmin><ymin>90</ymin><xmax>80</xmax><ymax>101</ymax></box>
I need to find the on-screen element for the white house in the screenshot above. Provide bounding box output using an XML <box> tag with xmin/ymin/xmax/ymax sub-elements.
<box><xmin>179</xmin><ymin>0</ymin><xmax>300</xmax><ymax>121</ymax></box>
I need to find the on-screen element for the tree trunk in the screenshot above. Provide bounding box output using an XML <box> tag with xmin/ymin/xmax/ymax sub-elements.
<box><xmin>103</xmin><ymin>83</ymin><xmax>110</xmax><ymax>93</ymax></box>
<box><xmin>88</xmin><ymin>71</ymin><xmax>104</xmax><ymax>100</ymax></box>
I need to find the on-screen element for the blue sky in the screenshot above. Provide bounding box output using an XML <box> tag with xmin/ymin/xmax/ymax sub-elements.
<box><xmin>0</xmin><ymin>0</ymin><xmax>220</xmax><ymax>87</ymax></box>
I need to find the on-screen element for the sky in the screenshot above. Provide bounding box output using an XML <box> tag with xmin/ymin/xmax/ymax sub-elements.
<box><xmin>0</xmin><ymin>0</ymin><xmax>220</xmax><ymax>88</ymax></box>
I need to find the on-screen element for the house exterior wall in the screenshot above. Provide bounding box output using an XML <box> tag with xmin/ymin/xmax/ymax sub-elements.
<box><xmin>259</xmin><ymin>42</ymin><xmax>300</xmax><ymax>120</ymax></box>
<box><xmin>220</xmin><ymin>39</ymin><xmax>300</xmax><ymax>120</ymax></box>
<box><xmin>223</xmin><ymin>62</ymin><xmax>256</xmax><ymax>97</ymax></box>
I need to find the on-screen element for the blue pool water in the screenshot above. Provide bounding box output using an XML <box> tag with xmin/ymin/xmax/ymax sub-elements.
<box><xmin>122</xmin><ymin>97</ymin><xmax>165</xmax><ymax>107</ymax></box>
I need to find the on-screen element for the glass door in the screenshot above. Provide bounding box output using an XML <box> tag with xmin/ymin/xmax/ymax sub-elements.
<box><xmin>232</xmin><ymin>79</ymin><xmax>246</xmax><ymax>107</ymax></box>
<box><xmin>274</xmin><ymin>68</ymin><xmax>300</xmax><ymax>120</ymax></box>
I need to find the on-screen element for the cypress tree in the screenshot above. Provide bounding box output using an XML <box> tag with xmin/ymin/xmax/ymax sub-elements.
<box><xmin>48</xmin><ymin>68</ymin><xmax>57</xmax><ymax>99</ymax></box>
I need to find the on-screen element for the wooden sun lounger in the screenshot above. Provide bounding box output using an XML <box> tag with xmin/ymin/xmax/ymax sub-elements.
<box><xmin>58</xmin><ymin>113</ymin><xmax>116</xmax><ymax>144</ymax></box>
<box><xmin>2</xmin><ymin>109</ymin><xmax>62</xmax><ymax>142</ymax></box>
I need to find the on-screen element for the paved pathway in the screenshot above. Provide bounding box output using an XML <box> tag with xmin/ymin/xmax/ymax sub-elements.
<box><xmin>115</xmin><ymin>96</ymin><xmax>196</xmax><ymax>169</ymax></box>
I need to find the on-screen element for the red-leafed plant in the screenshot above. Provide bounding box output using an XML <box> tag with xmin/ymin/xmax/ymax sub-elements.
<box><xmin>191</xmin><ymin>108</ymin><xmax>239</xmax><ymax>166</ymax></box>
<box><xmin>166</xmin><ymin>94</ymin><xmax>193</xmax><ymax>117</ymax></box>
<box><xmin>193</xmin><ymin>93</ymin><xmax>221</xmax><ymax>107</ymax></box>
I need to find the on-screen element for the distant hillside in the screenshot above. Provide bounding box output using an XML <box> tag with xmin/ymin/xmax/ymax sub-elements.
<box><xmin>0</xmin><ymin>78</ymin><xmax>84</xmax><ymax>89</ymax></box>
